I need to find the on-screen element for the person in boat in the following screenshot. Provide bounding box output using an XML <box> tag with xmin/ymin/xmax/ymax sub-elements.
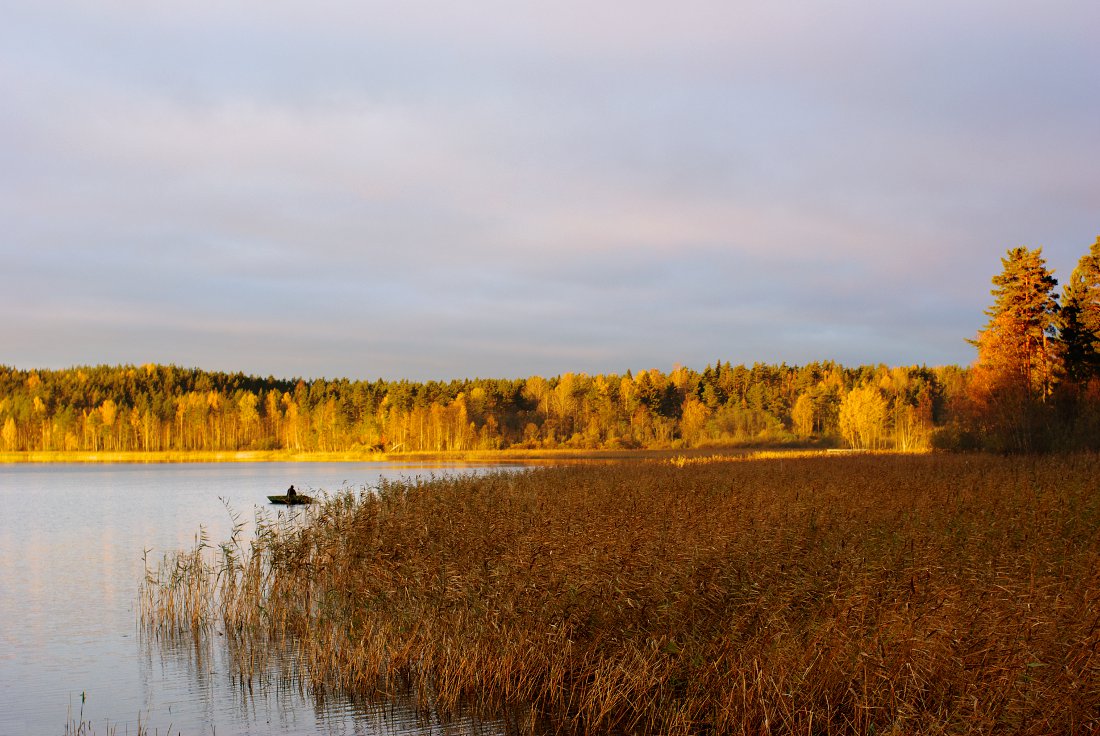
<box><xmin>287</xmin><ymin>485</ymin><xmax>297</xmax><ymax>501</ymax></box>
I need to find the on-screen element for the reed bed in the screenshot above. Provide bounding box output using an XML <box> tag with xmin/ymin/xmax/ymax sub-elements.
<box><xmin>141</xmin><ymin>454</ymin><xmax>1100</xmax><ymax>734</ymax></box>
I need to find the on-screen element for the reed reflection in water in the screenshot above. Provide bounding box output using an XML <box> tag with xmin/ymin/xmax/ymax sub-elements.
<box><xmin>138</xmin><ymin>626</ymin><xmax>514</xmax><ymax>735</ymax></box>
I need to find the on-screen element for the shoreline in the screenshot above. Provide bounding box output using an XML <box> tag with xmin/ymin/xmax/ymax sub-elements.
<box><xmin>0</xmin><ymin>447</ymin><xmax>742</xmax><ymax>465</ymax></box>
<box><xmin>0</xmin><ymin>443</ymin><xmax>840</xmax><ymax>465</ymax></box>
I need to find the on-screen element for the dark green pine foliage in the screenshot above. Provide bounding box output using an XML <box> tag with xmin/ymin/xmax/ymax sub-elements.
<box><xmin>1060</xmin><ymin>236</ymin><xmax>1100</xmax><ymax>383</ymax></box>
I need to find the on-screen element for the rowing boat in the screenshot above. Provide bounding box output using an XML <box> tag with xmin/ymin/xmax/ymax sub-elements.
<box><xmin>267</xmin><ymin>494</ymin><xmax>313</xmax><ymax>505</ymax></box>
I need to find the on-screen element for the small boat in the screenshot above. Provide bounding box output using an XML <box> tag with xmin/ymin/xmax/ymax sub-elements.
<box><xmin>268</xmin><ymin>494</ymin><xmax>314</xmax><ymax>505</ymax></box>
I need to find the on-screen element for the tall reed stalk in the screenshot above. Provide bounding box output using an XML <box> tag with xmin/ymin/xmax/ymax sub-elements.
<box><xmin>141</xmin><ymin>454</ymin><xmax>1100</xmax><ymax>734</ymax></box>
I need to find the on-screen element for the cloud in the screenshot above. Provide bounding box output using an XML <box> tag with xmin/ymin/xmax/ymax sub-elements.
<box><xmin>2</xmin><ymin>0</ymin><xmax>1098</xmax><ymax>379</ymax></box>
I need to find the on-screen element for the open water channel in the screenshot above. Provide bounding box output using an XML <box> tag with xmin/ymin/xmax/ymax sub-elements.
<box><xmin>0</xmin><ymin>462</ymin><xmax>526</xmax><ymax>736</ymax></box>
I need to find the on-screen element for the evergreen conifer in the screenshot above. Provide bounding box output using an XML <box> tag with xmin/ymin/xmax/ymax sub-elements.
<box><xmin>1060</xmin><ymin>236</ymin><xmax>1100</xmax><ymax>383</ymax></box>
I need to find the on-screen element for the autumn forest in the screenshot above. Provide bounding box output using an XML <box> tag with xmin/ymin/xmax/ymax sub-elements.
<box><xmin>3</xmin><ymin>237</ymin><xmax>1099</xmax><ymax>457</ymax></box>
<box><xmin>0</xmin><ymin>360</ymin><xmax>961</xmax><ymax>455</ymax></box>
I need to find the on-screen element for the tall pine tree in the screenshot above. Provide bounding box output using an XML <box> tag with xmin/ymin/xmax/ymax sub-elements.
<box><xmin>972</xmin><ymin>246</ymin><xmax>1061</xmax><ymax>400</ymax></box>
<box><xmin>968</xmin><ymin>247</ymin><xmax>1061</xmax><ymax>451</ymax></box>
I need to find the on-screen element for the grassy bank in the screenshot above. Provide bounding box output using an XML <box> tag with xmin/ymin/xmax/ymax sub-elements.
<box><xmin>142</xmin><ymin>453</ymin><xmax>1100</xmax><ymax>734</ymax></box>
<box><xmin>0</xmin><ymin>446</ymin><xmax>771</xmax><ymax>465</ymax></box>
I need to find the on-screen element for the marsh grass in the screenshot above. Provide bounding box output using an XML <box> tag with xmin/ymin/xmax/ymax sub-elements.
<box><xmin>142</xmin><ymin>454</ymin><xmax>1100</xmax><ymax>734</ymax></box>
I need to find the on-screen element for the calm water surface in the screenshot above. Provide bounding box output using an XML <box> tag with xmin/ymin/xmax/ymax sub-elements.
<box><xmin>0</xmin><ymin>462</ymin><xmax>524</xmax><ymax>736</ymax></box>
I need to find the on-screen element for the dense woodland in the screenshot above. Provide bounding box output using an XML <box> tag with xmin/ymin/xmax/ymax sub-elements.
<box><xmin>4</xmin><ymin>236</ymin><xmax>1098</xmax><ymax>456</ymax></box>
<box><xmin>0</xmin><ymin>361</ymin><xmax>962</xmax><ymax>454</ymax></box>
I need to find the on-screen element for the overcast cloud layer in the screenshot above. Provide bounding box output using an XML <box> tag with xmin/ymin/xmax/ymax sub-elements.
<box><xmin>3</xmin><ymin>1</ymin><xmax>1098</xmax><ymax>380</ymax></box>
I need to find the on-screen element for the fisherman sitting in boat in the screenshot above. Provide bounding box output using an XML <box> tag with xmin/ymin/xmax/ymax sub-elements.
<box><xmin>287</xmin><ymin>485</ymin><xmax>297</xmax><ymax>501</ymax></box>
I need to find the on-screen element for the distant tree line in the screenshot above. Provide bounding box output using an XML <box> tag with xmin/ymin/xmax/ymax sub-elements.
<box><xmin>0</xmin><ymin>361</ymin><xmax>967</xmax><ymax>454</ymax></box>
<box><xmin>4</xmin><ymin>238</ymin><xmax>1095</xmax><ymax>456</ymax></box>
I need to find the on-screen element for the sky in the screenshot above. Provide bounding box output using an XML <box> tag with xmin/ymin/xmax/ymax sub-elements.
<box><xmin>3</xmin><ymin>1</ymin><xmax>1098</xmax><ymax>382</ymax></box>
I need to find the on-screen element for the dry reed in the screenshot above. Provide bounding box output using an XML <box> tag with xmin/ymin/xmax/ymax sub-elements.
<box><xmin>141</xmin><ymin>453</ymin><xmax>1100</xmax><ymax>735</ymax></box>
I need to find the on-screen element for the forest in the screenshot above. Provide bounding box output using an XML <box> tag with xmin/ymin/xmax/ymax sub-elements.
<box><xmin>3</xmin><ymin>236</ymin><xmax>1098</xmax><ymax>456</ymax></box>
<box><xmin>0</xmin><ymin>360</ymin><xmax>960</xmax><ymax>454</ymax></box>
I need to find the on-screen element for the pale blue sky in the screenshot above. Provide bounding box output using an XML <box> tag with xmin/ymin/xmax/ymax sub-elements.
<box><xmin>3</xmin><ymin>0</ymin><xmax>1098</xmax><ymax>380</ymax></box>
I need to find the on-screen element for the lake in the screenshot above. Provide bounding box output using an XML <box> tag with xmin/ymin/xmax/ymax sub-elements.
<box><xmin>0</xmin><ymin>462</ymin><xmax>525</xmax><ymax>736</ymax></box>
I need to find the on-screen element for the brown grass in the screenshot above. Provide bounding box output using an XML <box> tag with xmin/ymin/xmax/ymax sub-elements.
<box><xmin>141</xmin><ymin>453</ymin><xmax>1100</xmax><ymax>734</ymax></box>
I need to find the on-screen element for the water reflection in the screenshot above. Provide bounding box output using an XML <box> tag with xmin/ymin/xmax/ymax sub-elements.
<box><xmin>139</xmin><ymin>627</ymin><xmax>523</xmax><ymax>735</ymax></box>
<box><xmin>0</xmin><ymin>462</ymin><xmax>525</xmax><ymax>735</ymax></box>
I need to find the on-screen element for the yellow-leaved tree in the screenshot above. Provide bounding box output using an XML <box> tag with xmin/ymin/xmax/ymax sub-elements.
<box><xmin>791</xmin><ymin>393</ymin><xmax>814</xmax><ymax>439</ymax></box>
<box><xmin>2</xmin><ymin>416</ymin><xmax>16</xmax><ymax>451</ymax></box>
<box><xmin>839</xmin><ymin>384</ymin><xmax>887</xmax><ymax>450</ymax></box>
